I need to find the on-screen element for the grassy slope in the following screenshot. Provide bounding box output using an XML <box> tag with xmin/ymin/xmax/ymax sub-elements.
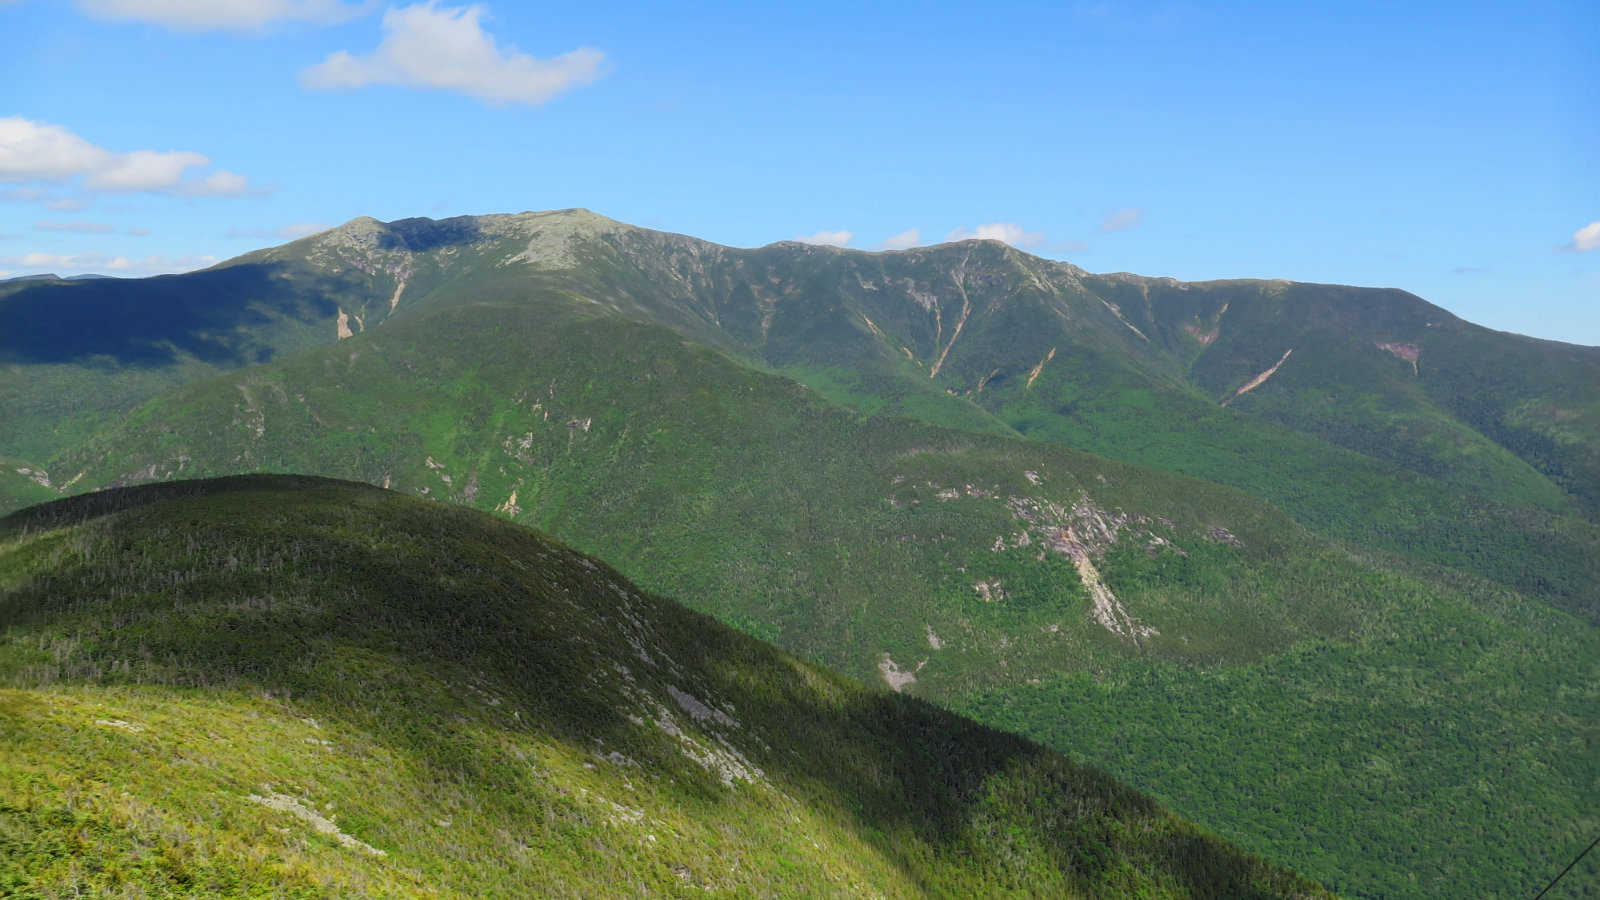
<box><xmin>46</xmin><ymin>304</ymin><xmax>1599</xmax><ymax>900</ymax></box>
<box><xmin>0</xmin><ymin>476</ymin><xmax>1332</xmax><ymax>900</ymax></box>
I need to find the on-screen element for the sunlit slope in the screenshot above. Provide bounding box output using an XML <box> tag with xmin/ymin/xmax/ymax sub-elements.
<box><xmin>0</xmin><ymin>476</ymin><xmax>1332</xmax><ymax>899</ymax></box>
<box><xmin>46</xmin><ymin>302</ymin><xmax>1600</xmax><ymax>900</ymax></box>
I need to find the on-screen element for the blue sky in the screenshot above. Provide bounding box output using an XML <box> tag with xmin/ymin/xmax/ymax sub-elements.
<box><xmin>3</xmin><ymin>0</ymin><xmax>1596</xmax><ymax>343</ymax></box>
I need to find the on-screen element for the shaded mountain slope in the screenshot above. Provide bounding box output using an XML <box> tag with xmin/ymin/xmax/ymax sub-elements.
<box><xmin>0</xmin><ymin>475</ymin><xmax>1333</xmax><ymax>899</ymax></box>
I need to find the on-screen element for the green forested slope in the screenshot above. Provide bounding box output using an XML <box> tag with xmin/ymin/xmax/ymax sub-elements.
<box><xmin>0</xmin><ymin>476</ymin><xmax>1332</xmax><ymax>899</ymax></box>
<box><xmin>8</xmin><ymin>212</ymin><xmax>1596</xmax><ymax>615</ymax></box>
<box><xmin>44</xmin><ymin>303</ymin><xmax>1600</xmax><ymax>900</ymax></box>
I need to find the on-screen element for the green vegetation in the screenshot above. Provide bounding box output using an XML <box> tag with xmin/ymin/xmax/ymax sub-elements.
<box><xmin>966</xmin><ymin>569</ymin><xmax>1599</xmax><ymax>897</ymax></box>
<box><xmin>0</xmin><ymin>476</ymin><xmax>1333</xmax><ymax>898</ymax></box>
<box><xmin>0</xmin><ymin>459</ymin><xmax>58</xmax><ymax>513</ymax></box>
<box><xmin>3</xmin><ymin>211</ymin><xmax>1595</xmax><ymax>899</ymax></box>
<box><xmin>38</xmin><ymin>302</ymin><xmax>1598</xmax><ymax>899</ymax></box>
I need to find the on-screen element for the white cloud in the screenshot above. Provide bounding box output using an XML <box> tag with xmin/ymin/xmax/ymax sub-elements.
<box><xmin>0</xmin><ymin>118</ymin><xmax>112</xmax><ymax>182</ymax></box>
<box><xmin>944</xmin><ymin>222</ymin><xmax>1045</xmax><ymax>248</ymax></box>
<box><xmin>84</xmin><ymin>149</ymin><xmax>209</xmax><ymax>192</ymax></box>
<box><xmin>184</xmin><ymin>170</ymin><xmax>254</xmax><ymax>196</ymax></box>
<box><xmin>877</xmin><ymin>228</ymin><xmax>920</xmax><ymax>250</ymax></box>
<box><xmin>0</xmin><ymin>117</ymin><xmax>259</xmax><ymax>197</ymax></box>
<box><xmin>1100</xmin><ymin>208</ymin><xmax>1142</xmax><ymax>232</ymax></box>
<box><xmin>35</xmin><ymin>220</ymin><xmax>115</xmax><ymax>233</ymax></box>
<box><xmin>127</xmin><ymin>227</ymin><xmax>151</xmax><ymax>236</ymax></box>
<box><xmin>302</xmin><ymin>3</ymin><xmax>606</xmax><ymax>107</ymax></box>
<box><xmin>1563</xmin><ymin>221</ymin><xmax>1600</xmax><ymax>253</ymax></box>
<box><xmin>75</xmin><ymin>0</ymin><xmax>367</xmax><ymax>31</ymax></box>
<box><xmin>0</xmin><ymin>250</ymin><xmax>218</xmax><ymax>275</ymax></box>
<box><xmin>794</xmin><ymin>229</ymin><xmax>852</xmax><ymax>247</ymax></box>
<box><xmin>227</xmin><ymin>222</ymin><xmax>332</xmax><ymax>240</ymax></box>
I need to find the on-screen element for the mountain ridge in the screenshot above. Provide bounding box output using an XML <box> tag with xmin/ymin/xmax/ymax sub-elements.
<box><xmin>2</xmin><ymin>209</ymin><xmax>1595</xmax><ymax>899</ymax></box>
<box><xmin>0</xmin><ymin>474</ymin><xmax>1336</xmax><ymax>899</ymax></box>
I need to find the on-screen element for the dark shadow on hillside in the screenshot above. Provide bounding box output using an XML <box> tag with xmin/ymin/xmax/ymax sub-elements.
<box><xmin>0</xmin><ymin>262</ymin><xmax>352</xmax><ymax>368</ymax></box>
<box><xmin>0</xmin><ymin>474</ymin><xmax>370</xmax><ymax>533</ymax></box>
<box><xmin>375</xmin><ymin>216</ymin><xmax>485</xmax><ymax>253</ymax></box>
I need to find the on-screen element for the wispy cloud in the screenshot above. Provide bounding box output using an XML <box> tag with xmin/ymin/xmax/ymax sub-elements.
<box><xmin>1100</xmin><ymin>208</ymin><xmax>1142</xmax><ymax>232</ymax></box>
<box><xmin>794</xmin><ymin>229</ymin><xmax>853</xmax><ymax>247</ymax></box>
<box><xmin>944</xmin><ymin>222</ymin><xmax>1045</xmax><ymax>248</ymax></box>
<box><xmin>302</xmin><ymin>3</ymin><xmax>606</xmax><ymax>107</ymax></box>
<box><xmin>35</xmin><ymin>219</ymin><xmax>114</xmax><ymax>233</ymax></box>
<box><xmin>75</xmin><ymin>0</ymin><xmax>368</xmax><ymax>32</ymax></box>
<box><xmin>876</xmin><ymin>228</ymin><xmax>921</xmax><ymax>250</ymax></box>
<box><xmin>227</xmin><ymin>222</ymin><xmax>333</xmax><ymax>241</ymax></box>
<box><xmin>1561</xmin><ymin>221</ymin><xmax>1600</xmax><ymax>253</ymax></box>
<box><xmin>0</xmin><ymin>117</ymin><xmax>261</xmax><ymax>197</ymax></box>
<box><xmin>1</xmin><ymin>188</ymin><xmax>95</xmax><ymax>211</ymax></box>
<box><xmin>1450</xmin><ymin>266</ymin><xmax>1487</xmax><ymax>274</ymax></box>
<box><xmin>0</xmin><ymin>249</ymin><xmax>218</xmax><ymax>275</ymax></box>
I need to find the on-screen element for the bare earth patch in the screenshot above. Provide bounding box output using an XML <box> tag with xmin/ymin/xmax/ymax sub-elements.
<box><xmin>1223</xmin><ymin>349</ymin><xmax>1292</xmax><ymax>406</ymax></box>
<box><xmin>1375</xmin><ymin>342</ymin><xmax>1420</xmax><ymax>374</ymax></box>
<box><xmin>248</xmin><ymin>791</ymin><xmax>386</xmax><ymax>856</ymax></box>
<box><xmin>878</xmin><ymin>654</ymin><xmax>926</xmax><ymax>692</ymax></box>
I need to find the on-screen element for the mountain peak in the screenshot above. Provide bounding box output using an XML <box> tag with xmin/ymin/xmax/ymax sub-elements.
<box><xmin>299</xmin><ymin>209</ymin><xmax>631</xmax><ymax>268</ymax></box>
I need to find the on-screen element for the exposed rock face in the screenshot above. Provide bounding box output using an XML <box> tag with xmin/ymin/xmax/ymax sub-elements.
<box><xmin>1223</xmin><ymin>349</ymin><xmax>1293</xmax><ymax>406</ymax></box>
<box><xmin>1000</xmin><ymin>491</ymin><xmax>1177</xmax><ymax>643</ymax></box>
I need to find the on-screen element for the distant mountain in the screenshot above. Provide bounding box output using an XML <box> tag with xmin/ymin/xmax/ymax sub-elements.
<box><xmin>1</xmin><ymin>211</ymin><xmax>1595</xmax><ymax>898</ymax></box>
<box><xmin>5</xmin><ymin>211</ymin><xmax>1594</xmax><ymax>615</ymax></box>
<box><xmin>0</xmin><ymin>475</ymin><xmax>1334</xmax><ymax>899</ymax></box>
<box><xmin>0</xmin><ymin>272</ymin><xmax>113</xmax><ymax>283</ymax></box>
